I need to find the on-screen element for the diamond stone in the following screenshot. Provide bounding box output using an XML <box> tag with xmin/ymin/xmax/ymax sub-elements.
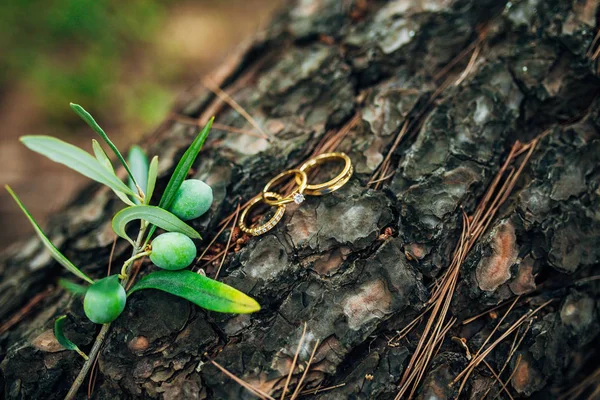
<box><xmin>293</xmin><ymin>193</ymin><xmax>305</xmax><ymax>204</ymax></box>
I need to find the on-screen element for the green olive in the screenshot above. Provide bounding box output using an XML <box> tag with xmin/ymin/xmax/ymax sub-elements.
<box><xmin>150</xmin><ymin>232</ymin><xmax>197</xmax><ymax>270</ymax></box>
<box><xmin>83</xmin><ymin>275</ymin><xmax>126</xmax><ymax>324</ymax></box>
<box><xmin>168</xmin><ymin>179</ymin><xmax>213</xmax><ymax>220</ymax></box>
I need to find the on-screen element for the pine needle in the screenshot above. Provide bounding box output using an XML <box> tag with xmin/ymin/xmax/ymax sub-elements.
<box><xmin>281</xmin><ymin>323</ymin><xmax>308</xmax><ymax>400</ymax></box>
<box><xmin>202</xmin><ymin>78</ymin><xmax>273</xmax><ymax>141</ymax></box>
<box><xmin>210</xmin><ymin>359</ymin><xmax>276</xmax><ymax>400</ymax></box>
<box><xmin>290</xmin><ymin>339</ymin><xmax>320</xmax><ymax>400</ymax></box>
<box><xmin>215</xmin><ymin>200</ymin><xmax>241</xmax><ymax>280</ymax></box>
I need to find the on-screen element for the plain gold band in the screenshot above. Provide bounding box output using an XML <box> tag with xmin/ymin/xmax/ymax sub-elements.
<box><xmin>296</xmin><ymin>152</ymin><xmax>353</xmax><ymax>195</ymax></box>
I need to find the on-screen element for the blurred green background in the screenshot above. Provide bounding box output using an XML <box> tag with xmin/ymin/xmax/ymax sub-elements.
<box><xmin>0</xmin><ymin>0</ymin><xmax>280</xmax><ymax>248</ymax></box>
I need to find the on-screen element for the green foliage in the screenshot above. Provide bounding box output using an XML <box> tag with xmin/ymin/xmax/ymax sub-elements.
<box><xmin>70</xmin><ymin>103</ymin><xmax>139</xmax><ymax>189</ymax></box>
<box><xmin>129</xmin><ymin>270</ymin><xmax>261</xmax><ymax>314</ymax></box>
<box><xmin>92</xmin><ymin>139</ymin><xmax>136</xmax><ymax>206</ymax></box>
<box><xmin>0</xmin><ymin>0</ymin><xmax>174</xmax><ymax>124</ymax></box>
<box><xmin>112</xmin><ymin>205</ymin><xmax>201</xmax><ymax>246</ymax></box>
<box><xmin>5</xmin><ymin>185</ymin><xmax>94</xmax><ymax>284</ymax></box>
<box><xmin>54</xmin><ymin>315</ymin><xmax>89</xmax><ymax>360</ymax></box>
<box><xmin>158</xmin><ymin>118</ymin><xmax>214</xmax><ymax>210</ymax></box>
<box><xmin>20</xmin><ymin>135</ymin><xmax>136</xmax><ymax>197</ymax></box>
<box><xmin>127</xmin><ymin>145</ymin><xmax>149</xmax><ymax>204</ymax></box>
<box><xmin>145</xmin><ymin>156</ymin><xmax>159</xmax><ymax>205</ymax></box>
<box><xmin>58</xmin><ymin>279</ymin><xmax>88</xmax><ymax>296</ymax></box>
<box><xmin>92</xmin><ymin>139</ymin><xmax>114</xmax><ymax>173</ymax></box>
<box><xmin>146</xmin><ymin>118</ymin><xmax>214</xmax><ymax>241</ymax></box>
<box><xmin>10</xmin><ymin>102</ymin><xmax>259</xmax><ymax>336</ymax></box>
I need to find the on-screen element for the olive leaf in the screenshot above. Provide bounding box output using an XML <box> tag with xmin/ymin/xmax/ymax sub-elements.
<box><xmin>129</xmin><ymin>270</ymin><xmax>260</xmax><ymax>314</ymax></box>
<box><xmin>20</xmin><ymin>136</ymin><xmax>136</xmax><ymax>197</ymax></box>
<box><xmin>6</xmin><ymin>185</ymin><xmax>94</xmax><ymax>284</ymax></box>
<box><xmin>145</xmin><ymin>156</ymin><xmax>159</xmax><ymax>205</ymax></box>
<box><xmin>112</xmin><ymin>205</ymin><xmax>201</xmax><ymax>246</ymax></box>
<box><xmin>92</xmin><ymin>139</ymin><xmax>136</xmax><ymax>206</ymax></box>
<box><xmin>58</xmin><ymin>278</ymin><xmax>88</xmax><ymax>296</ymax></box>
<box><xmin>128</xmin><ymin>145</ymin><xmax>149</xmax><ymax>204</ymax></box>
<box><xmin>70</xmin><ymin>103</ymin><xmax>139</xmax><ymax>190</ymax></box>
<box><xmin>92</xmin><ymin>139</ymin><xmax>114</xmax><ymax>173</ymax></box>
<box><xmin>54</xmin><ymin>315</ymin><xmax>89</xmax><ymax>360</ymax></box>
<box><xmin>146</xmin><ymin>118</ymin><xmax>213</xmax><ymax>242</ymax></box>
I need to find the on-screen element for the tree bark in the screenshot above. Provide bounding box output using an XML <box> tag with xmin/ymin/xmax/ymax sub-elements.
<box><xmin>2</xmin><ymin>1</ymin><xmax>600</xmax><ymax>399</ymax></box>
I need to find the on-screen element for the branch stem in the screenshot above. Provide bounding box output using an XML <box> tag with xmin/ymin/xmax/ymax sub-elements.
<box><xmin>65</xmin><ymin>222</ymin><xmax>148</xmax><ymax>400</ymax></box>
<box><xmin>118</xmin><ymin>251</ymin><xmax>151</xmax><ymax>280</ymax></box>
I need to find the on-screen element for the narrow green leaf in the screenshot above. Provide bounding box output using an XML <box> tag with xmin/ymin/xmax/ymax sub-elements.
<box><xmin>58</xmin><ymin>279</ymin><xmax>88</xmax><ymax>296</ymax></box>
<box><xmin>128</xmin><ymin>145</ymin><xmax>149</xmax><ymax>205</ymax></box>
<box><xmin>92</xmin><ymin>140</ymin><xmax>136</xmax><ymax>205</ymax></box>
<box><xmin>146</xmin><ymin>118</ymin><xmax>213</xmax><ymax>241</ymax></box>
<box><xmin>20</xmin><ymin>136</ymin><xmax>136</xmax><ymax>197</ymax></box>
<box><xmin>92</xmin><ymin>139</ymin><xmax>114</xmax><ymax>173</ymax></box>
<box><xmin>129</xmin><ymin>270</ymin><xmax>260</xmax><ymax>314</ymax></box>
<box><xmin>159</xmin><ymin>118</ymin><xmax>213</xmax><ymax>209</ymax></box>
<box><xmin>70</xmin><ymin>103</ymin><xmax>139</xmax><ymax>189</ymax></box>
<box><xmin>54</xmin><ymin>316</ymin><xmax>89</xmax><ymax>360</ymax></box>
<box><xmin>145</xmin><ymin>156</ymin><xmax>159</xmax><ymax>205</ymax></box>
<box><xmin>6</xmin><ymin>185</ymin><xmax>94</xmax><ymax>284</ymax></box>
<box><xmin>114</xmin><ymin>190</ymin><xmax>136</xmax><ymax>206</ymax></box>
<box><xmin>112</xmin><ymin>205</ymin><xmax>201</xmax><ymax>245</ymax></box>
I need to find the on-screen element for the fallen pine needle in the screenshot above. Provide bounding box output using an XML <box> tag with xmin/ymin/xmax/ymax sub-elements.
<box><xmin>210</xmin><ymin>359</ymin><xmax>276</xmax><ymax>400</ymax></box>
<box><xmin>290</xmin><ymin>339</ymin><xmax>320</xmax><ymax>400</ymax></box>
<box><xmin>202</xmin><ymin>78</ymin><xmax>273</xmax><ymax>141</ymax></box>
<box><xmin>215</xmin><ymin>200</ymin><xmax>241</xmax><ymax>280</ymax></box>
<box><xmin>0</xmin><ymin>286</ymin><xmax>53</xmax><ymax>335</ymax></box>
<box><xmin>491</xmin><ymin>354</ymin><xmax>522</xmax><ymax>400</ymax></box>
<box><xmin>281</xmin><ymin>323</ymin><xmax>308</xmax><ymax>400</ymax></box>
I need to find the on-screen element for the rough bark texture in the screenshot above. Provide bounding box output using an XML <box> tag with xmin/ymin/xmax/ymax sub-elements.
<box><xmin>1</xmin><ymin>1</ymin><xmax>600</xmax><ymax>399</ymax></box>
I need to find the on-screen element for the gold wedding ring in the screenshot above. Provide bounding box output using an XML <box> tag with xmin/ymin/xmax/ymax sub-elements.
<box><xmin>239</xmin><ymin>152</ymin><xmax>353</xmax><ymax>237</ymax></box>
<box><xmin>262</xmin><ymin>169</ymin><xmax>308</xmax><ymax>206</ymax></box>
<box><xmin>296</xmin><ymin>152</ymin><xmax>353</xmax><ymax>195</ymax></box>
<box><xmin>239</xmin><ymin>192</ymin><xmax>286</xmax><ymax>236</ymax></box>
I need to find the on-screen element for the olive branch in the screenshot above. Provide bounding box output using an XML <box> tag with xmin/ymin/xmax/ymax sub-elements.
<box><xmin>7</xmin><ymin>104</ymin><xmax>260</xmax><ymax>399</ymax></box>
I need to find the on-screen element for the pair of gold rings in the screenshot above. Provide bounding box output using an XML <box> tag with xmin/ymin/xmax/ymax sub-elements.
<box><xmin>239</xmin><ymin>152</ymin><xmax>353</xmax><ymax>236</ymax></box>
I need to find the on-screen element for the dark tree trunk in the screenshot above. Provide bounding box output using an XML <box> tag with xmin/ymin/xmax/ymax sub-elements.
<box><xmin>2</xmin><ymin>1</ymin><xmax>600</xmax><ymax>399</ymax></box>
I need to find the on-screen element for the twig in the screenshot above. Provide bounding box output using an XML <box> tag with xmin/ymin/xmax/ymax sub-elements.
<box><xmin>66</xmin><ymin>323</ymin><xmax>111</xmax><ymax>400</ymax></box>
<box><xmin>65</xmin><ymin>224</ymin><xmax>148</xmax><ymax>400</ymax></box>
